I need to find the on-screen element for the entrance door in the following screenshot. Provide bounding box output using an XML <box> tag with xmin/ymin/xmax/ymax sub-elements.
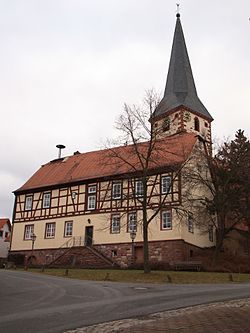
<box><xmin>135</xmin><ymin>246</ymin><xmax>144</xmax><ymax>264</ymax></box>
<box><xmin>85</xmin><ymin>226</ymin><xmax>93</xmax><ymax>246</ymax></box>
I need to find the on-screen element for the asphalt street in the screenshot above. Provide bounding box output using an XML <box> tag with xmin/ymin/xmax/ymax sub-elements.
<box><xmin>1</xmin><ymin>270</ymin><xmax>250</xmax><ymax>333</ymax></box>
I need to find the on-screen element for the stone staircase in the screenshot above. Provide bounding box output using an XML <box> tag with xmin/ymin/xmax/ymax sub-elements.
<box><xmin>46</xmin><ymin>237</ymin><xmax>118</xmax><ymax>269</ymax></box>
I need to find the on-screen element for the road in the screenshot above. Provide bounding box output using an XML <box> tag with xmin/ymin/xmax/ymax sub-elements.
<box><xmin>1</xmin><ymin>270</ymin><xmax>250</xmax><ymax>333</ymax></box>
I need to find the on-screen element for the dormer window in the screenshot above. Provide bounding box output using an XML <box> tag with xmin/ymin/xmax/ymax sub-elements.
<box><xmin>194</xmin><ymin>117</ymin><xmax>200</xmax><ymax>131</ymax></box>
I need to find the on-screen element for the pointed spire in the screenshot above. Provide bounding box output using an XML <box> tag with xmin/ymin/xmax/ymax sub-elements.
<box><xmin>153</xmin><ymin>14</ymin><xmax>213</xmax><ymax>120</ymax></box>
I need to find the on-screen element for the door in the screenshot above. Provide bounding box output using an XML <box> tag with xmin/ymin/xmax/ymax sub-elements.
<box><xmin>85</xmin><ymin>226</ymin><xmax>93</xmax><ymax>246</ymax></box>
<box><xmin>135</xmin><ymin>246</ymin><xmax>144</xmax><ymax>264</ymax></box>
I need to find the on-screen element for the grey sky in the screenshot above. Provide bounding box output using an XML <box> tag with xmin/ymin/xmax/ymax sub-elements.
<box><xmin>0</xmin><ymin>0</ymin><xmax>249</xmax><ymax>219</ymax></box>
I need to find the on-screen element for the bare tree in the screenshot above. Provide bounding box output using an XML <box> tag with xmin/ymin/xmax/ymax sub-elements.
<box><xmin>104</xmin><ymin>90</ymin><xmax>194</xmax><ymax>273</ymax></box>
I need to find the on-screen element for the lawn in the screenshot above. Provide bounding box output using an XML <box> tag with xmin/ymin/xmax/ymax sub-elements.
<box><xmin>23</xmin><ymin>268</ymin><xmax>250</xmax><ymax>284</ymax></box>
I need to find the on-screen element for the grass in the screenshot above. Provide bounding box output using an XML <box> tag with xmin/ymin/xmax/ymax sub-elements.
<box><xmin>21</xmin><ymin>268</ymin><xmax>250</xmax><ymax>284</ymax></box>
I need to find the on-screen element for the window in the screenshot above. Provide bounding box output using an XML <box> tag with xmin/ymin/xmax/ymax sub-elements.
<box><xmin>161</xmin><ymin>176</ymin><xmax>171</xmax><ymax>194</ymax></box>
<box><xmin>42</xmin><ymin>192</ymin><xmax>51</xmax><ymax>208</ymax></box>
<box><xmin>45</xmin><ymin>223</ymin><xmax>56</xmax><ymax>238</ymax></box>
<box><xmin>208</xmin><ymin>225</ymin><xmax>213</xmax><ymax>242</ymax></box>
<box><xmin>111</xmin><ymin>214</ymin><xmax>120</xmax><ymax>233</ymax></box>
<box><xmin>87</xmin><ymin>185</ymin><xmax>96</xmax><ymax>210</ymax></box>
<box><xmin>24</xmin><ymin>224</ymin><xmax>34</xmax><ymax>240</ymax></box>
<box><xmin>88</xmin><ymin>185</ymin><xmax>96</xmax><ymax>193</ymax></box>
<box><xmin>64</xmin><ymin>221</ymin><xmax>73</xmax><ymax>237</ymax></box>
<box><xmin>25</xmin><ymin>195</ymin><xmax>33</xmax><ymax>211</ymax></box>
<box><xmin>162</xmin><ymin>117</ymin><xmax>170</xmax><ymax>132</ymax></box>
<box><xmin>161</xmin><ymin>210</ymin><xmax>172</xmax><ymax>230</ymax></box>
<box><xmin>128</xmin><ymin>212</ymin><xmax>137</xmax><ymax>233</ymax></box>
<box><xmin>135</xmin><ymin>180</ymin><xmax>143</xmax><ymax>197</ymax></box>
<box><xmin>0</xmin><ymin>230</ymin><xmax>3</xmax><ymax>238</ymax></box>
<box><xmin>188</xmin><ymin>214</ymin><xmax>194</xmax><ymax>233</ymax></box>
<box><xmin>194</xmin><ymin>117</ymin><xmax>200</xmax><ymax>131</ymax></box>
<box><xmin>87</xmin><ymin>195</ymin><xmax>96</xmax><ymax>210</ymax></box>
<box><xmin>112</xmin><ymin>182</ymin><xmax>122</xmax><ymax>199</ymax></box>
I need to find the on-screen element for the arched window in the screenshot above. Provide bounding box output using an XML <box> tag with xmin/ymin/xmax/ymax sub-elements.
<box><xmin>194</xmin><ymin>117</ymin><xmax>200</xmax><ymax>131</ymax></box>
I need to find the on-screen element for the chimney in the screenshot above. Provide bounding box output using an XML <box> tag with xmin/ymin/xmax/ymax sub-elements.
<box><xmin>56</xmin><ymin>144</ymin><xmax>66</xmax><ymax>159</ymax></box>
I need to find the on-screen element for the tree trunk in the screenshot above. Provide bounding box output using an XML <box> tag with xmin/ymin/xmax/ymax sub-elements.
<box><xmin>142</xmin><ymin>177</ymin><xmax>151</xmax><ymax>274</ymax></box>
<box><xmin>212</xmin><ymin>226</ymin><xmax>224</xmax><ymax>265</ymax></box>
<box><xmin>143</xmin><ymin>220</ymin><xmax>150</xmax><ymax>273</ymax></box>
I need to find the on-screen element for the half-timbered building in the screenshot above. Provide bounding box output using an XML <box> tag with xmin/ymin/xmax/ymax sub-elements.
<box><xmin>10</xmin><ymin>13</ymin><xmax>215</xmax><ymax>268</ymax></box>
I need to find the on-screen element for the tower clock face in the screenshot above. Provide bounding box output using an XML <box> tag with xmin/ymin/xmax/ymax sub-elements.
<box><xmin>184</xmin><ymin>111</ymin><xmax>191</xmax><ymax>121</ymax></box>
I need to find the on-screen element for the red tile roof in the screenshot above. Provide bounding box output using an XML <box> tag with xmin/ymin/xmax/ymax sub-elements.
<box><xmin>0</xmin><ymin>218</ymin><xmax>11</xmax><ymax>230</ymax></box>
<box><xmin>16</xmin><ymin>132</ymin><xmax>197</xmax><ymax>193</ymax></box>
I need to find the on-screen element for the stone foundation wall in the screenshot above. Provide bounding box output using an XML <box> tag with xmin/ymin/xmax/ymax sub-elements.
<box><xmin>94</xmin><ymin>240</ymin><xmax>205</xmax><ymax>268</ymax></box>
<box><xmin>9</xmin><ymin>240</ymin><xmax>206</xmax><ymax>268</ymax></box>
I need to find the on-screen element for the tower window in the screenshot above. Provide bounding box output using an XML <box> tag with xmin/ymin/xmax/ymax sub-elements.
<box><xmin>162</xmin><ymin>117</ymin><xmax>170</xmax><ymax>132</ymax></box>
<box><xmin>194</xmin><ymin>117</ymin><xmax>200</xmax><ymax>131</ymax></box>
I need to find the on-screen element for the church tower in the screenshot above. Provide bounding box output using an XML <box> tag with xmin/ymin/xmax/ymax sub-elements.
<box><xmin>151</xmin><ymin>13</ymin><xmax>213</xmax><ymax>144</ymax></box>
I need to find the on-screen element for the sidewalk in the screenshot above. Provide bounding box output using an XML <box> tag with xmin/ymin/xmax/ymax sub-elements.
<box><xmin>66</xmin><ymin>298</ymin><xmax>250</xmax><ymax>333</ymax></box>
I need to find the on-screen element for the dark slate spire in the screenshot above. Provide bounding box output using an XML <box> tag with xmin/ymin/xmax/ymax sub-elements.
<box><xmin>153</xmin><ymin>14</ymin><xmax>213</xmax><ymax>120</ymax></box>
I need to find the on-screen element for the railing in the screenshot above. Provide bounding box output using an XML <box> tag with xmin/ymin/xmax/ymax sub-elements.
<box><xmin>59</xmin><ymin>236</ymin><xmax>85</xmax><ymax>248</ymax></box>
<box><xmin>45</xmin><ymin>235</ymin><xmax>119</xmax><ymax>268</ymax></box>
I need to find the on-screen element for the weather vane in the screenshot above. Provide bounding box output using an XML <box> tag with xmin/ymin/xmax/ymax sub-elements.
<box><xmin>176</xmin><ymin>3</ymin><xmax>180</xmax><ymax>14</ymax></box>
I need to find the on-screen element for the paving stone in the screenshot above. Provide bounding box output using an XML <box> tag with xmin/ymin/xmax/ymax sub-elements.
<box><xmin>64</xmin><ymin>298</ymin><xmax>250</xmax><ymax>333</ymax></box>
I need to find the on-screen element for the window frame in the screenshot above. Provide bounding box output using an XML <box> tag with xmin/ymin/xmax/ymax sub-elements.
<box><xmin>25</xmin><ymin>195</ymin><xmax>33</xmax><ymax>211</ymax></box>
<box><xmin>64</xmin><ymin>221</ymin><xmax>73</xmax><ymax>237</ymax></box>
<box><xmin>111</xmin><ymin>214</ymin><xmax>121</xmax><ymax>234</ymax></box>
<box><xmin>87</xmin><ymin>195</ymin><xmax>96</xmax><ymax>210</ymax></box>
<box><xmin>135</xmin><ymin>180</ymin><xmax>143</xmax><ymax>197</ymax></box>
<box><xmin>88</xmin><ymin>185</ymin><xmax>96</xmax><ymax>194</ymax></box>
<box><xmin>24</xmin><ymin>224</ymin><xmax>34</xmax><ymax>240</ymax></box>
<box><xmin>86</xmin><ymin>185</ymin><xmax>97</xmax><ymax>210</ymax></box>
<box><xmin>42</xmin><ymin>192</ymin><xmax>51</xmax><ymax>209</ymax></box>
<box><xmin>128</xmin><ymin>212</ymin><xmax>137</xmax><ymax>233</ymax></box>
<box><xmin>161</xmin><ymin>176</ymin><xmax>171</xmax><ymax>194</ymax></box>
<box><xmin>161</xmin><ymin>210</ymin><xmax>172</xmax><ymax>230</ymax></box>
<box><xmin>112</xmin><ymin>182</ymin><xmax>122</xmax><ymax>200</ymax></box>
<box><xmin>45</xmin><ymin>222</ymin><xmax>56</xmax><ymax>239</ymax></box>
<box><xmin>188</xmin><ymin>214</ymin><xmax>194</xmax><ymax>233</ymax></box>
<box><xmin>194</xmin><ymin>117</ymin><xmax>200</xmax><ymax>131</ymax></box>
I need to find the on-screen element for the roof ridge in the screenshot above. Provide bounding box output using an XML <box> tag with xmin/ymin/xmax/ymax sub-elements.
<box><xmin>44</xmin><ymin>132</ymin><xmax>196</xmax><ymax>166</ymax></box>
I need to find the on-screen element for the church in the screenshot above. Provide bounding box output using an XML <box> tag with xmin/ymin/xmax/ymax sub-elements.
<box><xmin>9</xmin><ymin>13</ymin><xmax>215</xmax><ymax>268</ymax></box>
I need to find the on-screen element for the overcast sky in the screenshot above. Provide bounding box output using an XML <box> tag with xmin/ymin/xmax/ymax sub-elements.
<box><xmin>0</xmin><ymin>0</ymin><xmax>249</xmax><ymax>219</ymax></box>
